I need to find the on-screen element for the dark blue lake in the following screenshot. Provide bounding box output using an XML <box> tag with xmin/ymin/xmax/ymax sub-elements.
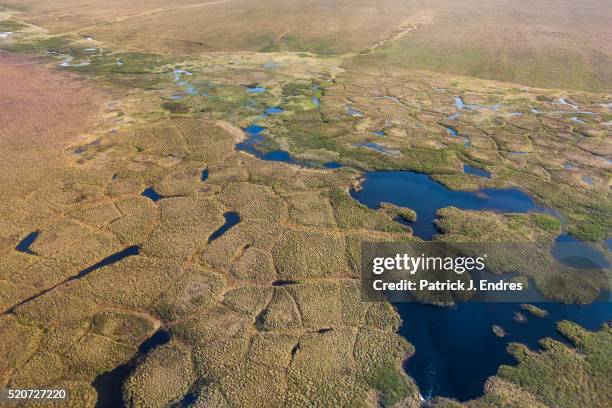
<box><xmin>351</xmin><ymin>170</ymin><xmax>611</xmax><ymax>402</ymax></box>
<box><xmin>260</xmin><ymin>150</ymin><xmax>297</xmax><ymax>163</ymax></box>
<box><xmin>350</xmin><ymin>171</ymin><xmax>546</xmax><ymax>240</ymax></box>
<box><xmin>397</xmin><ymin>296</ymin><xmax>611</xmax><ymax>401</ymax></box>
<box><xmin>354</xmin><ymin>142</ymin><xmax>401</xmax><ymax>156</ymax></box>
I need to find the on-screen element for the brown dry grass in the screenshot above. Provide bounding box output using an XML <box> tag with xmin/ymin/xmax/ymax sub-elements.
<box><xmin>349</xmin><ymin>0</ymin><xmax>612</xmax><ymax>91</ymax></box>
<box><xmin>0</xmin><ymin>51</ymin><xmax>104</xmax><ymax>152</ymax></box>
<box><xmin>5</xmin><ymin>0</ymin><xmax>611</xmax><ymax>89</ymax></box>
<box><xmin>0</xmin><ymin>50</ymin><xmax>108</xmax><ymax>244</ymax></box>
<box><xmin>3</xmin><ymin>0</ymin><xmax>428</xmax><ymax>55</ymax></box>
<box><xmin>0</xmin><ymin>53</ymin><xmax>417</xmax><ymax>406</ymax></box>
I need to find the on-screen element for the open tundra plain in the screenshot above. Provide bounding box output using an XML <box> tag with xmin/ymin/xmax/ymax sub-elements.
<box><xmin>0</xmin><ymin>1</ymin><xmax>610</xmax><ymax>407</ymax></box>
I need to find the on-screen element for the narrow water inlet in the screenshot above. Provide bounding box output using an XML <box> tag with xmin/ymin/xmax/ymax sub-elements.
<box><xmin>15</xmin><ymin>231</ymin><xmax>40</xmax><ymax>254</ymax></box>
<box><xmin>3</xmin><ymin>245</ymin><xmax>140</xmax><ymax>315</ymax></box>
<box><xmin>463</xmin><ymin>164</ymin><xmax>492</xmax><ymax>179</ymax></box>
<box><xmin>71</xmin><ymin>246</ymin><xmax>140</xmax><ymax>281</ymax></box>
<box><xmin>272</xmin><ymin>279</ymin><xmax>298</xmax><ymax>287</ymax></box>
<box><xmin>93</xmin><ymin>329</ymin><xmax>170</xmax><ymax>408</ymax></box>
<box><xmin>208</xmin><ymin>212</ymin><xmax>241</xmax><ymax>243</ymax></box>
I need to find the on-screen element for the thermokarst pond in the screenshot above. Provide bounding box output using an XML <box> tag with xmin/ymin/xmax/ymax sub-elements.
<box><xmin>15</xmin><ymin>231</ymin><xmax>40</xmax><ymax>255</ymax></box>
<box><xmin>208</xmin><ymin>212</ymin><xmax>241</xmax><ymax>243</ymax></box>
<box><xmin>141</xmin><ymin>187</ymin><xmax>162</xmax><ymax>202</ymax></box>
<box><xmin>397</xmin><ymin>295</ymin><xmax>611</xmax><ymax>401</ymax></box>
<box><xmin>93</xmin><ymin>329</ymin><xmax>170</xmax><ymax>408</ymax></box>
<box><xmin>265</xmin><ymin>106</ymin><xmax>283</xmax><ymax>114</ymax></box>
<box><xmin>350</xmin><ymin>170</ymin><xmax>546</xmax><ymax>240</ymax></box>
<box><xmin>349</xmin><ymin>171</ymin><xmax>610</xmax><ymax>402</ymax></box>
<box><xmin>463</xmin><ymin>164</ymin><xmax>492</xmax><ymax>179</ymax></box>
<box><xmin>246</xmin><ymin>85</ymin><xmax>266</xmax><ymax>94</ymax></box>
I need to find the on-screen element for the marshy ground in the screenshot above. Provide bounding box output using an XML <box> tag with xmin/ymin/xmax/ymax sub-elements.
<box><xmin>0</xmin><ymin>2</ymin><xmax>610</xmax><ymax>407</ymax></box>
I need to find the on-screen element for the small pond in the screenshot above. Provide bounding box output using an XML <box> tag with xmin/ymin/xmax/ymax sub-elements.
<box><xmin>208</xmin><ymin>212</ymin><xmax>241</xmax><ymax>243</ymax></box>
<box><xmin>463</xmin><ymin>164</ymin><xmax>491</xmax><ymax>179</ymax></box>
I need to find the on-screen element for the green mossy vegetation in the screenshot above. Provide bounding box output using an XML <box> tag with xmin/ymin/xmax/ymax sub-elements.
<box><xmin>379</xmin><ymin>202</ymin><xmax>417</xmax><ymax>223</ymax></box>
<box><xmin>326</xmin><ymin>189</ymin><xmax>407</xmax><ymax>233</ymax></box>
<box><xmin>0</xmin><ymin>19</ymin><xmax>25</xmax><ymax>32</ymax></box>
<box><xmin>519</xmin><ymin>304</ymin><xmax>549</xmax><ymax>318</ymax></box>
<box><xmin>497</xmin><ymin>322</ymin><xmax>612</xmax><ymax>408</ymax></box>
<box><xmin>369</xmin><ymin>363</ymin><xmax>413</xmax><ymax>406</ymax></box>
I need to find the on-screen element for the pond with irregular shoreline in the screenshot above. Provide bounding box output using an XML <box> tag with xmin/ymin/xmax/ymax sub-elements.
<box><xmin>350</xmin><ymin>170</ymin><xmax>547</xmax><ymax>240</ymax></box>
<box><xmin>349</xmin><ymin>169</ymin><xmax>610</xmax><ymax>401</ymax></box>
<box><xmin>396</xmin><ymin>292</ymin><xmax>611</xmax><ymax>401</ymax></box>
<box><xmin>232</xmin><ymin>116</ymin><xmax>611</xmax><ymax>404</ymax></box>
